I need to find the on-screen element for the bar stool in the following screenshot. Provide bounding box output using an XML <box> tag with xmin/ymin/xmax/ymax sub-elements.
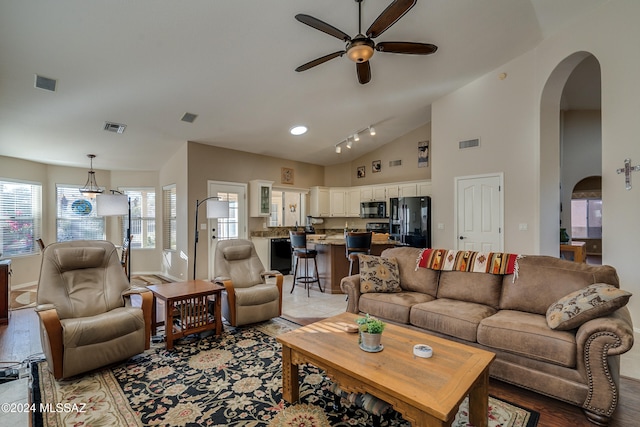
<box><xmin>289</xmin><ymin>231</ymin><xmax>323</xmax><ymax>296</ymax></box>
<box><xmin>345</xmin><ymin>231</ymin><xmax>373</xmax><ymax>276</ymax></box>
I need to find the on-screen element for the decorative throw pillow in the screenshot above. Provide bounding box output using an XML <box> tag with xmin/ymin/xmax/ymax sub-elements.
<box><xmin>359</xmin><ymin>254</ymin><xmax>401</xmax><ymax>294</ymax></box>
<box><xmin>546</xmin><ymin>283</ymin><xmax>631</xmax><ymax>330</ymax></box>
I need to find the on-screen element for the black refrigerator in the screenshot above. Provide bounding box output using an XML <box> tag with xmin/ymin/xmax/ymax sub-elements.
<box><xmin>389</xmin><ymin>196</ymin><xmax>431</xmax><ymax>248</ymax></box>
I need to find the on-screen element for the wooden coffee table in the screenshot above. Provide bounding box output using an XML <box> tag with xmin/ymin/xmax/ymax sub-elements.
<box><xmin>147</xmin><ymin>280</ymin><xmax>225</xmax><ymax>350</ymax></box>
<box><xmin>277</xmin><ymin>312</ymin><xmax>495</xmax><ymax>427</ymax></box>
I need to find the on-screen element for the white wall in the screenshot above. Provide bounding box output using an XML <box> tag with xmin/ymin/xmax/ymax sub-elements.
<box><xmin>431</xmin><ymin>0</ymin><xmax>640</xmax><ymax>378</ymax></box>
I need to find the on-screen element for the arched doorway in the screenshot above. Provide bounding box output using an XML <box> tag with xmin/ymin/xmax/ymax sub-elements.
<box><xmin>539</xmin><ymin>52</ymin><xmax>602</xmax><ymax>257</ymax></box>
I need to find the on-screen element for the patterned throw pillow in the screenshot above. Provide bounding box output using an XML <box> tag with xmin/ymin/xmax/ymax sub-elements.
<box><xmin>546</xmin><ymin>283</ymin><xmax>631</xmax><ymax>330</ymax></box>
<box><xmin>359</xmin><ymin>254</ymin><xmax>401</xmax><ymax>294</ymax></box>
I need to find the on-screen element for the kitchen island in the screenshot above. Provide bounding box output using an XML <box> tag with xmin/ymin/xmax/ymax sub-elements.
<box><xmin>306</xmin><ymin>237</ymin><xmax>396</xmax><ymax>294</ymax></box>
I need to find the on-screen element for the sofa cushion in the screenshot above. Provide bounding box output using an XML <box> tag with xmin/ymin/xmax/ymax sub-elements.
<box><xmin>359</xmin><ymin>255</ymin><xmax>401</xmax><ymax>293</ymax></box>
<box><xmin>410</xmin><ymin>299</ymin><xmax>497</xmax><ymax>342</ymax></box>
<box><xmin>546</xmin><ymin>283</ymin><xmax>632</xmax><ymax>330</ymax></box>
<box><xmin>437</xmin><ymin>271</ymin><xmax>503</xmax><ymax>309</ymax></box>
<box><xmin>477</xmin><ymin>310</ymin><xmax>577</xmax><ymax>368</ymax></box>
<box><xmin>381</xmin><ymin>247</ymin><xmax>440</xmax><ymax>297</ymax></box>
<box><xmin>500</xmin><ymin>255</ymin><xmax>619</xmax><ymax>315</ymax></box>
<box><xmin>359</xmin><ymin>292</ymin><xmax>434</xmax><ymax>324</ymax></box>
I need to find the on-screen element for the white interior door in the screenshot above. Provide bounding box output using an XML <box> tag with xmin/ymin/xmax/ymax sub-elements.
<box><xmin>455</xmin><ymin>174</ymin><xmax>503</xmax><ymax>252</ymax></box>
<box><xmin>208</xmin><ymin>181</ymin><xmax>247</xmax><ymax>278</ymax></box>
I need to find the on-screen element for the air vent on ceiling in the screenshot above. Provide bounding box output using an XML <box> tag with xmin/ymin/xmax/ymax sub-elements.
<box><xmin>34</xmin><ymin>75</ymin><xmax>57</xmax><ymax>92</ymax></box>
<box><xmin>459</xmin><ymin>138</ymin><xmax>480</xmax><ymax>149</ymax></box>
<box><xmin>103</xmin><ymin>122</ymin><xmax>127</xmax><ymax>134</ymax></box>
<box><xmin>389</xmin><ymin>160</ymin><xmax>402</xmax><ymax>167</ymax></box>
<box><xmin>181</xmin><ymin>112</ymin><xmax>198</xmax><ymax>123</ymax></box>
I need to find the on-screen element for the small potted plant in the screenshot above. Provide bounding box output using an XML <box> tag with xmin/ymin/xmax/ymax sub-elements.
<box><xmin>356</xmin><ymin>314</ymin><xmax>385</xmax><ymax>352</ymax></box>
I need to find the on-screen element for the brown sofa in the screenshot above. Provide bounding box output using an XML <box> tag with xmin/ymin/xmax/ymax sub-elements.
<box><xmin>340</xmin><ymin>247</ymin><xmax>634</xmax><ymax>426</ymax></box>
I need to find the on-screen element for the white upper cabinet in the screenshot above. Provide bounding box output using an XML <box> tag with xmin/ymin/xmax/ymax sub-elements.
<box><xmin>310</xmin><ymin>186</ymin><xmax>330</xmax><ymax>217</ymax></box>
<box><xmin>330</xmin><ymin>188</ymin><xmax>347</xmax><ymax>217</ymax></box>
<box><xmin>347</xmin><ymin>188</ymin><xmax>361</xmax><ymax>217</ymax></box>
<box><xmin>249</xmin><ymin>180</ymin><xmax>273</xmax><ymax>217</ymax></box>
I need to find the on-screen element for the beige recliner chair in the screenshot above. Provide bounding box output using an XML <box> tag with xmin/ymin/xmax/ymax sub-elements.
<box><xmin>36</xmin><ymin>240</ymin><xmax>152</xmax><ymax>379</ymax></box>
<box><xmin>214</xmin><ymin>239</ymin><xmax>283</xmax><ymax>326</ymax></box>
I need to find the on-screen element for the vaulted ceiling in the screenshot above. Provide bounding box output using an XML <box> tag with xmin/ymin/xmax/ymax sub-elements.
<box><xmin>0</xmin><ymin>0</ymin><xmax>606</xmax><ymax>171</ymax></box>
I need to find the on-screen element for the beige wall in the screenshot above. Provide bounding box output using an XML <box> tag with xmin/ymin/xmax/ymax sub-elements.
<box><xmin>159</xmin><ymin>143</ymin><xmax>189</xmax><ymax>281</ymax></box>
<box><xmin>325</xmin><ymin>123</ymin><xmax>431</xmax><ymax>187</ymax></box>
<box><xmin>431</xmin><ymin>0</ymin><xmax>640</xmax><ymax>378</ymax></box>
<box><xmin>186</xmin><ymin>142</ymin><xmax>325</xmax><ymax>280</ymax></box>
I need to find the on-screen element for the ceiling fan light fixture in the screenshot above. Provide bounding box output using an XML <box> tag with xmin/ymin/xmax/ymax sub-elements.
<box><xmin>347</xmin><ymin>37</ymin><xmax>375</xmax><ymax>63</ymax></box>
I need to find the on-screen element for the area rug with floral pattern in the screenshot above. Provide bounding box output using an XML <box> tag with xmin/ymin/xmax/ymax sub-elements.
<box><xmin>31</xmin><ymin>317</ymin><xmax>538</xmax><ymax>427</ymax></box>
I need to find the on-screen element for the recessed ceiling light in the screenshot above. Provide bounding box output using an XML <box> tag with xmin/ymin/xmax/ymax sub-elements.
<box><xmin>290</xmin><ymin>125</ymin><xmax>308</xmax><ymax>136</ymax></box>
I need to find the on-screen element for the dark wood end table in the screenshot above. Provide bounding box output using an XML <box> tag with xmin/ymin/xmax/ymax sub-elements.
<box><xmin>147</xmin><ymin>279</ymin><xmax>225</xmax><ymax>349</ymax></box>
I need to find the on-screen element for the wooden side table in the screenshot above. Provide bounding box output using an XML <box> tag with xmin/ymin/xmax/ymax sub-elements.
<box><xmin>560</xmin><ymin>241</ymin><xmax>587</xmax><ymax>263</ymax></box>
<box><xmin>147</xmin><ymin>280</ymin><xmax>225</xmax><ymax>349</ymax></box>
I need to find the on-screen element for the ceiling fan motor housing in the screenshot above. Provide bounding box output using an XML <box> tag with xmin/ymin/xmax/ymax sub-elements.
<box><xmin>347</xmin><ymin>36</ymin><xmax>375</xmax><ymax>63</ymax></box>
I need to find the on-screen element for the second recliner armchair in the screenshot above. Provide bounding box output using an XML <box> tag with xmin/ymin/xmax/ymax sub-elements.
<box><xmin>214</xmin><ymin>239</ymin><xmax>283</xmax><ymax>326</ymax></box>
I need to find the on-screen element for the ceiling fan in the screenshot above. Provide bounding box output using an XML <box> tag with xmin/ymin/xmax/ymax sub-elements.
<box><xmin>295</xmin><ymin>0</ymin><xmax>438</xmax><ymax>84</ymax></box>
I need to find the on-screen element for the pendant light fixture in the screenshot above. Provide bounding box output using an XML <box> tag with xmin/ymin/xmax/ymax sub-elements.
<box><xmin>79</xmin><ymin>154</ymin><xmax>104</xmax><ymax>197</ymax></box>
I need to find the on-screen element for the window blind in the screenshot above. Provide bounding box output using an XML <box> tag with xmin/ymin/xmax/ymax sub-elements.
<box><xmin>0</xmin><ymin>179</ymin><xmax>42</xmax><ymax>256</ymax></box>
<box><xmin>56</xmin><ymin>185</ymin><xmax>105</xmax><ymax>242</ymax></box>
<box><xmin>163</xmin><ymin>185</ymin><xmax>176</xmax><ymax>250</ymax></box>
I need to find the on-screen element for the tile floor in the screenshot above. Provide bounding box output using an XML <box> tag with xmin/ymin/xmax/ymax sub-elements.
<box><xmin>281</xmin><ymin>274</ymin><xmax>348</xmax><ymax>319</ymax></box>
<box><xmin>0</xmin><ymin>275</ymin><xmax>347</xmax><ymax>426</ymax></box>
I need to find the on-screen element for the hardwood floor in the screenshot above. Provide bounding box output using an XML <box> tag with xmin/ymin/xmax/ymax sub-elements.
<box><xmin>2</xmin><ymin>307</ymin><xmax>639</xmax><ymax>427</ymax></box>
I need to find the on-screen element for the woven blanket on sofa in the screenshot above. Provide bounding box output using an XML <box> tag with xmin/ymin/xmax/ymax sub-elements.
<box><xmin>416</xmin><ymin>249</ymin><xmax>521</xmax><ymax>277</ymax></box>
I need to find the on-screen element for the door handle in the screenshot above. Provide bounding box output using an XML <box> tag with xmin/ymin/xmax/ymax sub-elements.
<box><xmin>459</xmin><ymin>236</ymin><xmax>466</xmax><ymax>240</ymax></box>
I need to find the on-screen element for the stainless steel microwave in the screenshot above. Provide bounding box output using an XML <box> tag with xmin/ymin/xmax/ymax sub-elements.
<box><xmin>360</xmin><ymin>201</ymin><xmax>386</xmax><ymax>218</ymax></box>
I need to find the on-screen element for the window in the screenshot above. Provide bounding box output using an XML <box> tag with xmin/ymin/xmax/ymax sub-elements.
<box><xmin>120</xmin><ymin>188</ymin><xmax>156</xmax><ymax>249</ymax></box>
<box><xmin>270</xmin><ymin>189</ymin><xmax>306</xmax><ymax>227</ymax></box>
<box><xmin>0</xmin><ymin>179</ymin><xmax>42</xmax><ymax>257</ymax></box>
<box><xmin>56</xmin><ymin>185</ymin><xmax>105</xmax><ymax>242</ymax></box>
<box><xmin>571</xmin><ymin>199</ymin><xmax>602</xmax><ymax>238</ymax></box>
<box><xmin>216</xmin><ymin>192</ymin><xmax>239</xmax><ymax>240</ymax></box>
<box><xmin>163</xmin><ymin>185</ymin><xmax>176</xmax><ymax>250</ymax></box>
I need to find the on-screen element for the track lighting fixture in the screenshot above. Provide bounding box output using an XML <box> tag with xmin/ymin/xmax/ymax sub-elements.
<box><xmin>335</xmin><ymin>145</ymin><xmax>342</xmax><ymax>153</ymax></box>
<box><xmin>346</xmin><ymin>138</ymin><xmax>353</xmax><ymax>149</ymax></box>
<box><xmin>334</xmin><ymin>122</ymin><xmax>380</xmax><ymax>154</ymax></box>
<box><xmin>369</xmin><ymin>126</ymin><xmax>376</xmax><ymax>136</ymax></box>
<box><xmin>353</xmin><ymin>133</ymin><xmax>360</xmax><ymax>142</ymax></box>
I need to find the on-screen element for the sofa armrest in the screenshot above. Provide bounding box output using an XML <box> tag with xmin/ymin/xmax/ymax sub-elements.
<box><xmin>340</xmin><ymin>274</ymin><xmax>361</xmax><ymax>314</ymax></box>
<box><xmin>575</xmin><ymin>306</ymin><xmax>634</xmax><ymax>419</ymax></box>
<box><xmin>36</xmin><ymin>308</ymin><xmax>64</xmax><ymax>379</ymax></box>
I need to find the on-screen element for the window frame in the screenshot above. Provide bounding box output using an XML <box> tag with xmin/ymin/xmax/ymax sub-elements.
<box><xmin>119</xmin><ymin>187</ymin><xmax>156</xmax><ymax>249</ymax></box>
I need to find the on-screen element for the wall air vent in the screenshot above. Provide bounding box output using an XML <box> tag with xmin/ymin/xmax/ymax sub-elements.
<box><xmin>459</xmin><ymin>138</ymin><xmax>480</xmax><ymax>149</ymax></box>
<box><xmin>389</xmin><ymin>160</ymin><xmax>402</xmax><ymax>167</ymax></box>
<box><xmin>181</xmin><ymin>112</ymin><xmax>198</xmax><ymax>123</ymax></box>
<box><xmin>103</xmin><ymin>122</ymin><xmax>127</xmax><ymax>134</ymax></box>
<box><xmin>34</xmin><ymin>75</ymin><xmax>57</xmax><ymax>92</ymax></box>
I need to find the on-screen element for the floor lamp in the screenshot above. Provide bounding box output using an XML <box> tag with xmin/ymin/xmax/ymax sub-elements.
<box><xmin>193</xmin><ymin>197</ymin><xmax>230</xmax><ymax>280</ymax></box>
<box><xmin>96</xmin><ymin>191</ymin><xmax>132</xmax><ymax>281</ymax></box>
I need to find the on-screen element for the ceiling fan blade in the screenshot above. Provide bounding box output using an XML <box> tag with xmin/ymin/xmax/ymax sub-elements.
<box><xmin>376</xmin><ymin>42</ymin><xmax>438</xmax><ymax>55</ymax></box>
<box><xmin>295</xmin><ymin>51</ymin><xmax>345</xmax><ymax>72</ymax></box>
<box><xmin>366</xmin><ymin>0</ymin><xmax>417</xmax><ymax>39</ymax></box>
<box><xmin>295</xmin><ymin>14</ymin><xmax>351</xmax><ymax>41</ymax></box>
<box><xmin>356</xmin><ymin>61</ymin><xmax>371</xmax><ymax>84</ymax></box>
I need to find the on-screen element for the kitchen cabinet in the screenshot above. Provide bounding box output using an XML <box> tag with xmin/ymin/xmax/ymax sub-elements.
<box><xmin>251</xmin><ymin>237</ymin><xmax>270</xmax><ymax>270</ymax></box>
<box><xmin>310</xmin><ymin>186</ymin><xmax>330</xmax><ymax>217</ymax></box>
<box><xmin>418</xmin><ymin>181</ymin><xmax>432</xmax><ymax>196</ymax></box>
<box><xmin>399</xmin><ymin>183</ymin><xmax>418</xmax><ymax>197</ymax></box>
<box><xmin>330</xmin><ymin>188</ymin><xmax>347</xmax><ymax>217</ymax></box>
<box><xmin>361</xmin><ymin>185</ymin><xmax>386</xmax><ymax>202</ymax></box>
<box><xmin>249</xmin><ymin>180</ymin><xmax>273</xmax><ymax>217</ymax></box>
<box><xmin>346</xmin><ymin>188</ymin><xmax>360</xmax><ymax>217</ymax></box>
<box><xmin>0</xmin><ymin>260</ymin><xmax>11</xmax><ymax>325</ymax></box>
